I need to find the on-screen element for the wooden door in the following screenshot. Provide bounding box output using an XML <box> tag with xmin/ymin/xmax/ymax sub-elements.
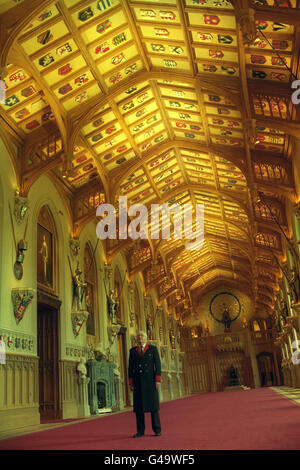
<box><xmin>37</xmin><ymin>303</ymin><xmax>60</xmax><ymax>420</ymax></box>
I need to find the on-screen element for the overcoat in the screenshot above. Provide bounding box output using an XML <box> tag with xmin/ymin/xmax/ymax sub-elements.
<box><xmin>128</xmin><ymin>344</ymin><xmax>161</xmax><ymax>413</ymax></box>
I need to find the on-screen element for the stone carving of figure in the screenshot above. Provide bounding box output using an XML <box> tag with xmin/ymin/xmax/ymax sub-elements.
<box><xmin>222</xmin><ymin>306</ymin><xmax>232</xmax><ymax>330</ymax></box>
<box><xmin>77</xmin><ymin>357</ymin><xmax>87</xmax><ymax>378</ymax></box>
<box><xmin>40</xmin><ymin>235</ymin><xmax>48</xmax><ymax>281</ymax></box>
<box><xmin>72</xmin><ymin>264</ymin><xmax>87</xmax><ymax>311</ymax></box>
<box><xmin>146</xmin><ymin>315</ymin><xmax>153</xmax><ymax>340</ymax></box>
<box><xmin>108</xmin><ymin>289</ymin><xmax>119</xmax><ymax>324</ymax></box>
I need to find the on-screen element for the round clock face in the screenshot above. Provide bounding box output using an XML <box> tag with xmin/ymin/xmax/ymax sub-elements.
<box><xmin>209</xmin><ymin>292</ymin><xmax>241</xmax><ymax>324</ymax></box>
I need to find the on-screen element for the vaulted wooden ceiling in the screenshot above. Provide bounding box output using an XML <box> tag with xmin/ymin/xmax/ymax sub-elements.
<box><xmin>0</xmin><ymin>0</ymin><xmax>299</xmax><ymax>323</ymax></box>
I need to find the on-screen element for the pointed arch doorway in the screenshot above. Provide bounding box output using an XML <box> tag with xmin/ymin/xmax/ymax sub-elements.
<box><xmin>117</xmin><ymin>327</ymin><xmax>129</xmax><ymax>407</ymax></box>
<box><xmin>37</xmin><ymin>297</ymin><xmax>61</xmax><ymax>420</ymax></box>
<box><xmin>37</xmin><ymin>205</ymin><xmax>62</xmax><ymax>421</ymax></box>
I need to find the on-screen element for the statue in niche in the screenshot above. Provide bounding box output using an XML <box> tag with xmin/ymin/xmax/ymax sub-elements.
<box><xmin>107</xmin><ymin>289</ymin><xmax>119</xmax><ymax>324</ymax></box>
<box><xmin>222</xmin><ymin>306</ymin><xmax>232</xmax><ymax>331</ymax></box>
<box><xmin>72</xmin><ymin>263</ymin><xmax>87</xmax><ymax>311</ymax></box>
<box><xmin>146</xmin><ymin>315</ymin><xmax>153</xmax><ymax>340</ymax></box>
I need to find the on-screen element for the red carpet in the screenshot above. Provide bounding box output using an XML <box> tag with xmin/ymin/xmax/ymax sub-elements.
<box><xmin>1</xmin><ymin>388</ymin><xmax>300</xmax><ymax>450</ymax></box>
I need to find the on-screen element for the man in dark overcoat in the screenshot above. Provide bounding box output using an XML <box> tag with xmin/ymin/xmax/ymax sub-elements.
<box><xmin>128</xmin><ymin>330</ymin><xmax>162</xmax><ymax>437</ymax></box>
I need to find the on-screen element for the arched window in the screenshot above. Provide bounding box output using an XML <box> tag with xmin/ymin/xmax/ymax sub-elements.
<box><xmin>37</xmin><ymin>206</ymin><xmax>56</xmax><ymax>291</ymax></box>
<box><xmin>84</xmin><ymin>243</ymin><xmax>96</xmax><ymax>336</ymax></box>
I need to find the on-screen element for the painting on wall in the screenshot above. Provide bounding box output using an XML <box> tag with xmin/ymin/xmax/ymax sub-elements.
<box><xmin>37</xmin><ymin>223</ymin><xmax>53</xmax><ymax>288</ymax></box>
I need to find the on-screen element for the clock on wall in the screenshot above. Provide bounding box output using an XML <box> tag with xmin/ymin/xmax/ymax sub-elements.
<box><xmin>209</xmin><ymin>292</ymin><xmax>241</xmax><ymax>331</ymax></box>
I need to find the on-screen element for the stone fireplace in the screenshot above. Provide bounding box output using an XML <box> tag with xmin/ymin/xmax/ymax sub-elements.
<box><xmin>87</xmin><ymin>357</ymin><xmax>116</xmax><ymax>414</ymax></box>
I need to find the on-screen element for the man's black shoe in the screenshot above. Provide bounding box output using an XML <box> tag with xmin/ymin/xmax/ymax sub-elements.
<box><xmin>133</xmin><ymin>433</ymin><xmax>144</xmax><ymax>438</ymax></box>
<box><xmin>154</xmin><ymin>432</ymin><xmax>161</xmax><ymax>436</ymax></box>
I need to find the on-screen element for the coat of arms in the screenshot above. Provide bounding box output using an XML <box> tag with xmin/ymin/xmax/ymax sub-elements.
<box><xmin>11</xmin><ymin>289</ymin><xmax>34</xmax><ymax>325</ymax></box>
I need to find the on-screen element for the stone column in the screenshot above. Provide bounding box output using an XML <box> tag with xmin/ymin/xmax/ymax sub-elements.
<box><xmin>114</xmin><ymin>373</ymin><xmax>124</xmax><ymax>410</ymax></box>
<box><xmin>78</xmin><ymin>376</ymin><xmax>90</xmax><ymax>417</ymax></box>
<box><xmin>158</xmin><ymin>383</ymin><xmax>163</xmax><ymax>402</ymax></box>
<box><xmin>176</xmin><ymin>373</ymin><xmax>182</xmax><ymax>397</ymax></box>
<box><xmin>246</xmin><ymin>329</ymin><xmax>260</xmax><ymax>388</ymax></box>
<box><xmin>205</xmin><ymin>335</ymin><xmax>218</xmax><ymax>392</ymax></box>
<box><xmin>167</xmin><ymin>372</ymin><xmax>173</xmax><ymax>400</ymax></box>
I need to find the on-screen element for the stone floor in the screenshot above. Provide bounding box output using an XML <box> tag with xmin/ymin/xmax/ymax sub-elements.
<box><xmin>0</xmin><ymin>408</ymin><xmax>130</xmax><ymax>441</ymax></box>
<box><xmin>271</xmin><ymin>385</ymin><xmax>300</xmax><ymax>407</ymax></box>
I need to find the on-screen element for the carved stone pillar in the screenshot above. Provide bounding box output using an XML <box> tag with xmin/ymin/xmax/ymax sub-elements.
<box><xmin>176</xmin><ymin>373</ymin><xmax>182</xmax><ymax>398</ymax></box>
<box><xmin>158</xmin><ymin>382</ymin><xmax>163</xmax><ymax>402</ymax></box>
<box><xmin>246</xmin><ymin>328</ymin><xmax>261</xmax><ymax>388</ymax></box>
<box><xmin>114</xmin><ymin>372</ymin><xmax>124</xmax><ymax>410</ymax></box>
<box><xmin>77</xmin><ymin>376</ymin><xmax>91</xmax><ymax>417</ymax></box>
<box><xmin>167</xmin><ymin>372</ymin><xmax>173</xmax><ymax>400</ymax></box>
<box><xmin>128</xmin><ymin>282</ymin><xmax>135</xmax><ymax>327</ymax></box>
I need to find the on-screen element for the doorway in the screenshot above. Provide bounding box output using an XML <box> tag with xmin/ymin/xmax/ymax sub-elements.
<box><xmin>117</xmin><ymin>328</ymin><xmax>129</xmax><ymax>407</ymax></box>
<box><xmin>257</xmin><ymin>352</ymin><xmax>275</xmax><ymax>387</ymax></box>
<box><xmin>37</xmin><ymin>302</ymin><xmax>61</xmax><ymax>420</ymax></box>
